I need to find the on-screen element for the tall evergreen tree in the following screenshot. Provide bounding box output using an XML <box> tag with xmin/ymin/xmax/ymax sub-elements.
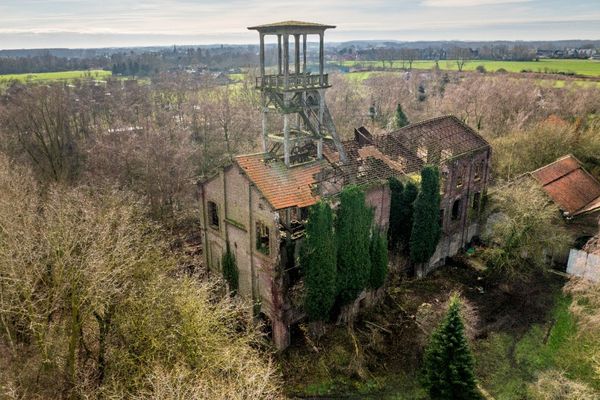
<box><xmin>369</xmin><ymin>229</ymin><xmax>388</xmax><ymax>289</ymax></box>
<box><xmin>221</xmin><ymin>241</ymin><xmax>238</xmax><ymax>296</ymax></box>
<box><xmin>336</xmin><ymin>185</ymin><xmax>373</xmax><ymax>304</ymax></box>
<box><xmin>398</xmin><ymin>181</ymin><xmax>419</xmax><ymax>251</ymax></box>
<box><xmin>388</xmin><ymin>177</ymin><xmax>404</xmax><ymax>249</ymax></box>
<box><xmin>301</xmin><ymin>202</ymin><xmax>337</xmax><ymax>321</ymax></box>
<box><xmin>389</xmin><ymin>178</ymin><xmax>419</xmax><ymax>252</ymax></box>
<box><xmin>394</xmin><ymin>103</ymin><xmax>409</xmax><ymax>128</ymax></box>
<box><xmin>423</xmin><ymin>295</ymin><xmax>480</xmax><ymax>400</ymax></box>
<box><xmin>409</xmin><ymin>166</ymin><xmax>441</xmax><ymax>263</ymax></box>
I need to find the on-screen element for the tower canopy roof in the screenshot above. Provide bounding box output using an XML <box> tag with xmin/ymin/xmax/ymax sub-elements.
<box><xmin>248</xmin><ymin>20</ymin><xmax>335</xmax><ymax>34</ymax></box>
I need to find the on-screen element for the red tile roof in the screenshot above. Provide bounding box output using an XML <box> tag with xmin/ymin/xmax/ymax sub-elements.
<box><xmin>235</xmin><ymin>153</ymin><xmax>327</xmax><ymax>210</ymax></box>
<box><xmin>531</xmin><ymin>154</ymin><xmax>600</xmax><ymax>216</ymax></box>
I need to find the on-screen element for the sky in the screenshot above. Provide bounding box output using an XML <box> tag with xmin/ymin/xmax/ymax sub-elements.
<box><xmin>0</xmin><ymin>0</ymin><xmax>599</xmax><ymax>49</ymax></box>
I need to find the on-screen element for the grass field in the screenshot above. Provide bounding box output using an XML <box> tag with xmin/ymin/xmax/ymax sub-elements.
<box><xmin>0</xmin><ymin>69</ymin><xmax>112</xmax><ymax>83</ymax></box>
<box><xmin>343</xmin><ymin>70</ymin><xmax>600</xmax><ymax>88</ymax></box>
<box><xmin>340</xmin><ymin>59</ymin><xmax>600</xmax><ymax>77</ymax></box>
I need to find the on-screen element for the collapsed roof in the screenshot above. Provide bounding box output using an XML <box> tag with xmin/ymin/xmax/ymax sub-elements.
<box><xmin>228</xmin><ymin>116</ymin><xmax>490</xmax><ymax>210</ymax></box>
<box><xmin>325</xmin><ymin>115</ymin><xmax>490</xmax><ymax>185</ymax></box>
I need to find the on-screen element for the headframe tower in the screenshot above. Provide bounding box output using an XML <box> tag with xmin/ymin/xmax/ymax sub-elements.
<box><xmin>248</xmin><ymin>21</ymin><xmax>347</xmax><ymax>166</ymax></box>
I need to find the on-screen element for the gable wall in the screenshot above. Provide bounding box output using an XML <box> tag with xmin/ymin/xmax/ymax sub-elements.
<box><xmin>199</xmin><ymin>164</ymin><xmax>281</xmax><ymax>319</ymax></box>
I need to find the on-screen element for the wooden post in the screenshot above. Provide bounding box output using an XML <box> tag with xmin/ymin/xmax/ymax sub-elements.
<box><xmin>277</xmin><ymin>34</ymin><xmax>282</xmax><ymax>75</ymax></box>
<box><xmin>303</xmin><ymin>34</ymin><xmax>307</xmax><ymax>73</ymax></box>
<box><xmin>283</xmin><ymin>34</ymin><xmax>289</xmax><ymax>89</ymax></box>
<box><xmin>259</xmin><ymin>33</ymin><xmax>265</xmax><ymax>77</ymax></box>
<box><xmin>319</xmin><ymin>32</ymin><xmax>324</xmax><ymax>85</ymax></box>
<box><xmin>294</xmin><ymin>34</ymin><xmax>300</xmax><ymax>75</ymax></box>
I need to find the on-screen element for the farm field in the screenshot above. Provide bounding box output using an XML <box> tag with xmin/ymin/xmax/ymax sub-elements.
<box><xmin>0</xmin><ymin>69</ymin><xmax>112</xmax><ymax>83</ymax></box>
<box><xmin>342</xmin><ymin>70</ymin><xmax>600</xmax><ymax>88</ymax></box>
<box><xmin>339</xmin><ymin>59</ymin><xmax>600</xmax><ymax>77</ymax></box>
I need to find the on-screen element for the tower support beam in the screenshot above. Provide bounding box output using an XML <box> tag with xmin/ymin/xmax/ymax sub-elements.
<box><xmin>294</xmin><ymin>34</ymin><xmax>300</xmax><ymax>75</ymax></box>
<box><xmin>283</xmin><ymin>93</ymin><xmax>290</xmax><ymax>166</ymax></box>
<box><xmin>319</xmin><ymin>32</ymin><xmax>324</xmax><ymax>85</ymax></box>
<box><xmin>277</xmin><ymin>34</ymin><xmax>282</xmax><ymax>75</ymax></box>
<box><xmin>259</xmin><ymin>33</ymin><xmax>265</xmax><ymax>76</ymax></box>
<box><xmin>283</xmin><ymin>34</ymin><xmax>289</xmax><ymax>89</ymax></box>
<box><xmin>303</xmin><ymin>34</ymin><xmax>307</xmax><ymax>73</ymax></box>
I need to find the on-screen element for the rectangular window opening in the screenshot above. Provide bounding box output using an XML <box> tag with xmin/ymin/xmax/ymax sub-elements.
<box><xmin>208</xmin><ymin>201</ymin><xmax>219</xmax><ymax>229</ymax></box>
<box><xmin>451</xmin><ymin>199</ymin><xmax>461</xmax><ymax>220</ymax></box>
<box><xmin>256</xmin><ymin>221</ymin><xmax>270</xmax><ymax>255</ymax></box>
<box><xmin>473</xmin><ymin>192</ymin><xmax>481</xmax><ymax>210</ymax></box>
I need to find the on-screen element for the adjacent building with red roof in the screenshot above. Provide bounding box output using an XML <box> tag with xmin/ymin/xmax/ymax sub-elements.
<box><xmin>530</xmin><ymin>154</ymin><xmax>600</xmax><ymax>244</ymax></box>
<box><xmin>531</xmin><ymin>154</ymin><xmax>600</xmax><ymax>218</ymax></box>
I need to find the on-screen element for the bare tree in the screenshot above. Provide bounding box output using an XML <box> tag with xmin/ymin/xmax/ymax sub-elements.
<box><xmin>0</xmin><ymin>84</ymin><xmax>90</xmax><ymax>182</ymax></box>
<box><xmin>448</xmin><ymin>47</ymin><xmax>472</xmax><ymax>72</ymax></box>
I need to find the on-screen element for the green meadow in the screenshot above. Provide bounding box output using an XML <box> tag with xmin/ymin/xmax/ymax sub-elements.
<box><xmin>0</xmin><ymin>69</ymin><xmax>112</xmax><ymax>83</ymax></box>
<box><xmin>340</xmin><ymin>59</ymin><xmax>600</xmax><ymax>77</ymax></box>
<box><xmin>342</xmin><ymin>69</ymin><xmax>600</xmax><ymax>88</ymax></box>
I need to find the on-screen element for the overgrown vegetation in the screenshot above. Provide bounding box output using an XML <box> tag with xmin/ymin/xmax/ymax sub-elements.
<box><xmin>482</xmin><ymin>181</ymin><xmax>571</xmax><ymax>281</ymax></box>
<box><xmin>0</xmin><ymin>156</ymin><xmax>281</xmax><ymax>399</ymax></box>
<box><xmin>1</xmin><ymin>52</ymin><xmax>600</xmax><ymax>399</ymax></box>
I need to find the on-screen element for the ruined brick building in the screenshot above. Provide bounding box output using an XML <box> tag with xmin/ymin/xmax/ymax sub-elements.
<box><xmin>198</xmin><ymin>21</ymin><xmax>491</xmax><ymax>349</ymax></box>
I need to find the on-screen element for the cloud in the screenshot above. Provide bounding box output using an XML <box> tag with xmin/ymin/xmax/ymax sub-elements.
<box><xmin>1</xmin><ymin>0</ymin><xmax>599</xmax><ymax>48</ymax></box>
<box><xmin>422</xmin><ymin>0</ymin><xmax>530</xmax><ymax>6</ymax></box>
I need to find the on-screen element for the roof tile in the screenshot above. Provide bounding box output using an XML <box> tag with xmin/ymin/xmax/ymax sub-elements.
<box><xmin>235</xmin><ymin>154</ymin><xmax>326</xmax><ymax>210</ymax></box>
<box><xmin>531</xmin><ymin>154</ymin><xmax>600</xmax><ymax>215</ymax></box>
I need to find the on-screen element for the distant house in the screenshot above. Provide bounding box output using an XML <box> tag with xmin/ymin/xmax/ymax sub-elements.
<box><xmin>530</xmin><ymin>154</ymin><xmax>600</xmax><ymax>244</ymax></box>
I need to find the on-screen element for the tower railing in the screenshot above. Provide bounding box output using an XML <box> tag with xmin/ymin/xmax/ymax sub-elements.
<box><xmin>256</xmin><ymin>73</ymin><xmax>328</xmax><ymax>90</ymax></box>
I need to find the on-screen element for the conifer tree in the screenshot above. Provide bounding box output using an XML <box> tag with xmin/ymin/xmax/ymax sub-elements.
<box><xmin>369</xmin><ymin>229</ymin><xmax>388</xmax><ymax>289</ymax></box>
<box><xmin>388</xmin><ymin>177</ymin><xmax>404</xmax><ymax>249</ymax></box>
<box><xmin>398</xmin><ymin>181</ymin><xmax>419</xmax><ymax>250</ymax></box>
<box><xmin>301</xmin><ymin>201</ymin><xmax>337</xmax><ymax>321</ymax></box>
<box><xmin>410</xmin><ymin>166</ymin><xmax>441</xmax><ymax>263</ymax></box>
<box><xmin>394</xmin><ymin>103</ymin><xmax>409</xmax><ymax>128</ymax></box>
<box><xmin>222</xmin><ymin>241</ymin><xmax>238</xmax><ymax>296</ymax></box>
<box><xmin>423</xmin><ymin>295</ymin><xmax>480</xmax><ymax>400</ymax></box>
<box><xmin>336</xmin><ymin>185</ymin><xmax>373</xmax><ymax>304</ymax></box>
